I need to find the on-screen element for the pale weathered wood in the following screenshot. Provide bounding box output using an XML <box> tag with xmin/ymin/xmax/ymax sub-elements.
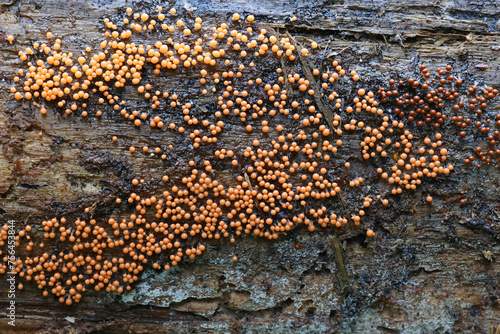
<box><xmin>0</xmin><ymin>0</ymin><xmax>499</xmax><ymax>333</ymax></box>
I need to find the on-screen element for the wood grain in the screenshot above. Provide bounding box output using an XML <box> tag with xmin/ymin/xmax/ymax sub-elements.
<box><xmin>0</xmin><ymin>0</ymin><xmax>499</xmax><ymax>333</ymax></box>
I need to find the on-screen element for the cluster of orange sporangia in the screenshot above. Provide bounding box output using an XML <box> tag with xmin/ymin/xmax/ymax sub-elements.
<box><xmin>4</xmin><ymin>5</ymin><xmax>494</xmax><ymax>305</ymax></box>
<box><xmin>378</xmin><ymin>65</ymin><xmax>499</xmax><ymax>168</ymax></box>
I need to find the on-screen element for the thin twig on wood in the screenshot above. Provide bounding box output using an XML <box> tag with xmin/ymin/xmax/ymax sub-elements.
<box><xmin>285</xmin><ymin>31</ymin><xmax>337</xmax><ymax>131</ymax></box>
<box><xmin>267</xmin><ymin>27</ymin><xmax>294</xmax><ymax>97</ymax></box>
<box><xmin>331</xmin><ymin>235</ymin><xmax>350</xmax><ymax>293</ymax></box>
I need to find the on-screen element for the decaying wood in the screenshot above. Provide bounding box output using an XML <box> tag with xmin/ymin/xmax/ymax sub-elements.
<box><xmin>0</xmin><ymin>0</ymin><xmax>499</xmax><ymax>333</ymax></box>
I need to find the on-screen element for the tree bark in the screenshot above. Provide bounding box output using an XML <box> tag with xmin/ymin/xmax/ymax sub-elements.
<box><xmin>0</xmin><ymin>0</ymin><xmax>499</xmax><ymax>333</ymax></box>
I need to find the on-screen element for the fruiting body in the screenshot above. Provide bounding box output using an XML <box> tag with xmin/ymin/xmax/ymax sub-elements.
<box><xmin>2</xmin><ymin>5</ymin><xmax>496</xmax><ymax>305</ymax></box>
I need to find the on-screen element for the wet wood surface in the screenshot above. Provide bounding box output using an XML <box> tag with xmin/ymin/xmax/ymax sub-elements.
<box><xmin>0</xmin><ymin>0</ymin><xmax>499</xmax><ymax>333</ymax></box>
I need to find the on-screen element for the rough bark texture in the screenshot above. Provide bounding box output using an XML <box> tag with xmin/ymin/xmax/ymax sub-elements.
<box><xmin>0</xmin><ymin>0</ymin><xmax>499</xmax><ymax>333</ymax></box>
